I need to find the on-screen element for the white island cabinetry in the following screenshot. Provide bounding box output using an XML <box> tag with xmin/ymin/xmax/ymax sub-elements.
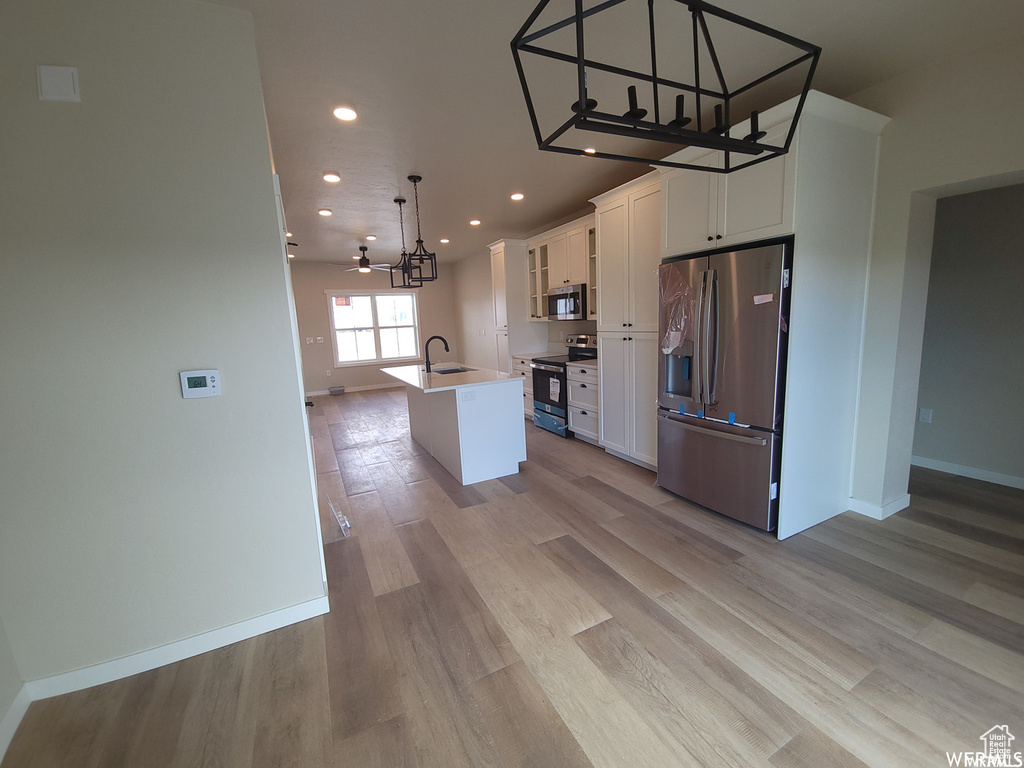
<box><xmin>382</xmin><ymin>365</ymin><xmax>526</xmax><ymax>485</ymax></box>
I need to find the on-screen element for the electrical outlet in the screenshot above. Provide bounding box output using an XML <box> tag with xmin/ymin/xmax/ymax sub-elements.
<box><xmin>306</xmin><ymin>337</ymin><xmax>314</xmax><ymax>345</ymax></box>
<box><xmin>326</xmin><ymin>369</ymin><xmax>332</xmax><ymax>376</ymax></box>
<box><xmin>316</xmin><ymin>336</ymin><xmax>324</xmax><ymax>344</ymax></box>
<box><xmin>919</xmin><ymin>407</ymin><xmax>933</xmax><ymax>423</ymax></box>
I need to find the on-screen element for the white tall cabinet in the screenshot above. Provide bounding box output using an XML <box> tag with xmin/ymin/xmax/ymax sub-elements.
<box><xmin>656</xmin><ymin>91</ymin><xmax>889</xmax><ymax>538</ymax></box>
<box><xmin>489</xmin><ymin>239</ymin><xmax>547</xmax><ymax>373</ymax></box>
<box><xmin>593</xmin><ymin>173</ymin><xmax>661</xmax><ymax>468</ymax></box>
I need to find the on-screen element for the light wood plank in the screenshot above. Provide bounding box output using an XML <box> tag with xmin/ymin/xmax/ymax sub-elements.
<box><xmin>914</xmin><ymin>618</ymin><xmax>1024</xmax><ymax>691</ymax></box>
<box><xmin>322</xmin><ymin>537</ymin><xmax>403</xmax><ymax>739</ymax></box>
<box><xmin>346</xmin><ymin>491</ymin><xmax>420</xmax><ymax>596</ymax></box>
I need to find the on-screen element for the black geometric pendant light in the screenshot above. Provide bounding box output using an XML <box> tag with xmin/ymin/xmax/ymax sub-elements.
<box><xmin>390</xmin><ymin>196</ymin><xmax>420</xmax><ymax>289</ymax></box>
<box><xmin>511</xmin><ymin>0</ymin><xmax>821</xmax><ymax>173</ymax></box>
<box><xmin>405</xmin><ymin>175</ymin><xmax>438</xmax><ymax>283</ymax></box>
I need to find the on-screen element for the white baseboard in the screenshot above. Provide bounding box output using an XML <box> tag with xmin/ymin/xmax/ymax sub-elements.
<box><xmin>0</xmin><ymin>685</ymin><xmax>31</xmax><ymax>761</ymax></box>
<box><xmin>25</xmin><ymin>595</ymin><xmax>329</xmax><ymax>702</ymax></box>
<box><xmin>599</xmin><ymin>445</ymin><xmax>657</xmax><ymax>472</ymax></box>
<box><xmin>305</xmin><ymin>382</ymin><xmax>404</xmax><ymax>398</ymax></box>
<box><xmin>911</xmin><ymin>455</ymin><xmax>1024</xmax><ymax>491</ymax></box>
<box><xmin>847</xmin><ymin>493</ymin><xmax>911</xmax><ymax>520</ymax></box>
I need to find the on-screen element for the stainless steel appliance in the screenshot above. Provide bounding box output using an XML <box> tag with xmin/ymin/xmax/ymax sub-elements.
<box><xmin>656</xmin><ymin>238</ymin><xmax>792</xmax><ymax>530</ymax></box>
<box><xmin>532</xmin><ymin>334</ymin><xmax>597</xmax><ymax>437</ymax></box>
<box><xmin>547</xmin><ymin>283</ymin><xmax>586</xmax><ymax>320</ymax></box>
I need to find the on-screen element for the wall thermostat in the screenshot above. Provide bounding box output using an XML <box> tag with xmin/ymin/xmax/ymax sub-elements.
<box><xmin>180</xmin><ymin>369</ymin><xmax>221</xmax><ymax>399</ymax></box>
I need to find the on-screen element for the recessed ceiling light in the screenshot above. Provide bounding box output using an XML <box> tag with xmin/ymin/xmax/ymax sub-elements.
<box><xmin>439</xmin><ymin>238</ymin><xmax>450</xmax><ymax>244</ymax></box>
<box><xmin>285</xmin><ymin>231</ymin><xmax>293</xmax><ymax>237</ymax></box>
<box><xmin>332</xmin><ymin>106</ymin><xmax>357</xmax><ymax>121</ymax></box>
<box><xmin>352</xmin><ymin>254</ymin><xmax>360</xmax><ymax>260</ymax></box>
<box><xmin>510</xmin><ymin>192</ymin><xmax>525</xmax><ymax>201</ymax></box>
<box><xmin>287</xmin><ymin>252</ymin><xmax>296</xmax><ymax>259</ymax></box>
<box><xmin>323</xmin><ymin>172</ymin><xmax>341</xmax><ymax>183</ymax></box>
<box><xmin>469</xmin><ymin>219</ymin><xmax>481</xmax><ymax>226</ymax></box>
<box><xmin>318</xmin><ymin>208</ymin><xmax>333</xmax><ymax>216</ymax></box>
<box><xmin>365</xmin><ymin>234</ymin><xmax>377</xmax><ymax>241</ymax></box>
<box><xmin>583</xmin><ymin>147</ymin><xmax>597</xmax><ymax>154</ymax></box>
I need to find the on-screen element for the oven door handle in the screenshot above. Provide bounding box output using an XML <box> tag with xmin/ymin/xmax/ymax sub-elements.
<box><xmin>530</xmin><ymin>362</ymin><xmax>563</xmax><ymax>373</ymax></box>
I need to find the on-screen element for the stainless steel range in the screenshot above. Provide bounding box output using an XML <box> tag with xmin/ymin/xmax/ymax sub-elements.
<box><xmin>530</xmin><ymin>334</ymin><xmax>597</xmax><ymax>438</ymax></box>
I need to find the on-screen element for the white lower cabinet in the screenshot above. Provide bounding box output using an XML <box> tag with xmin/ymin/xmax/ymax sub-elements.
<box><xmin>512</xmin><ymin>354</ymin><xmax>534</xmax><ymax>417</ymax></box>
<box><xmin>567</xmin><ymin>361</ymin><xmax>599</xmax><ymax>442</ymax></box>
<box><xmin>598</xmin><ymin>332</ymin><xmax>657</xmax><ymax>467</ymax></box>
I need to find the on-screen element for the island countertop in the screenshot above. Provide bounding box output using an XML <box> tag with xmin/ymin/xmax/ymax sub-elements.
<box><xmin>381</xmin><ymin>364</ymin><xmax>519</xmax><ymax>393</ymax></box>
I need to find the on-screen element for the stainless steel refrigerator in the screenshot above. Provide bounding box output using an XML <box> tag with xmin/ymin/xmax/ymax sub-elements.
<box><xmin>657</xmin><ymin>238</ymin><xmax>792</xmax><ymax>531</ymax></box>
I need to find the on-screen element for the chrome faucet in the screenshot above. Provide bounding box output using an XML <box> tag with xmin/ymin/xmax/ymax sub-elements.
<box><xmin>424</xmin><ymin>335</ymin><xmax>449</xmax><ymax>373</ymax></box>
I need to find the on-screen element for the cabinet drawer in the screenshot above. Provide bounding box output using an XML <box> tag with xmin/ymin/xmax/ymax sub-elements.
<box><xmin>567</xmin><ymin>379</ymin><xmax>598</xmax><ymax>409</ymax></box>
<box><xmin>566</xmin><ymin>364</ymin><xmax>598</xmax><ymax>385</ymax></box>
<box><xmin>569</xmin><ymin>406</ymin><xmax>599</xmax><ymax>439</ymax></box>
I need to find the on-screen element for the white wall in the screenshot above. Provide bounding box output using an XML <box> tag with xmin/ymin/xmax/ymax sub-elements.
<box><xmin>0</xmin><ymin>0</ymin><xmax>325</xmax><ymax>683</ymax></box>
<box><xmin>290</xmin><ymin>261</ymin><xmax>458</xmax><ymax>393</ymax></box>
<box><xmin>847</xmin><ymin>38</ymin><xmax>1024</xmax><ymax>509</ymax></box>
<box><xmin>0</xmin><ymin>617</ymin><xmax>22</xmax><ymax>752</ymax></box>
<box><xmin>912</xmin><ymin>184</ymin><xmax>1024</xmax><ymax>484</ymax></box>
<box><xmin>452</xmin><ymin>253</ymin><xmax>497</xmax><ymax>369</ymax></box>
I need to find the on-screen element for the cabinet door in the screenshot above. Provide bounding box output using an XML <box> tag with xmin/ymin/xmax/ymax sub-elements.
<box><xmin>662</xmin><ymin>154</ymin><xmax>718</xmax><ymax>258</ymax></box>
<box><xmin>494</xmin><ymin>331</ymin><xmax>510</xmax><ymax>373</ymax></box>
<box><xmin>596</xmin><ymin>201</ymin><xmax>628</xmax><ymax>331</ymax></box>
<box><xmin>527</xmin><ymin>247</ymin><xmax>543</xmax><ymax>320</ymax></box>
<box><xmin>630</xmin><ymin>333</ymin><xmax>659</xmax><ymax>466</ymax></box>
<box><xmin>587</xmin><ymin>226</ymin><xmax>598</xmax><ymax>320</ymax></box>
<box><xmin>719</xmin><ymin>123</ymin><xmax>795</xmax><ymax>245</ymax></box>
<box><xmin>598</xmin><ymin>334</ymin><xmax>629</xmax><ymax>455</ymax></box>
<box><xmin>566</xmin><ymin>227</ymin><xmax>589</xmax><ymax>285</ymax></box>
<box><xmin>546</xmin><ymin>234</ymin><xmax>569</xmax><ymax>287</ymax></box>
<box><xmin>629</xmin><ymin>185</ymin><xmax>662</xmax><ymax>332</ymax></box>
<box><xmin>490</xmin><ymin>246</ymin><xmax>507</xmax><ymax>329</ymax></box>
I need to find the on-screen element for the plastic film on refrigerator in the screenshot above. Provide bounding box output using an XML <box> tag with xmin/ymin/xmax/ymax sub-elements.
<box><xmin>659</xmin><ymin>264</ymin><xmax>696</xmax><ymax>356</ymax></box>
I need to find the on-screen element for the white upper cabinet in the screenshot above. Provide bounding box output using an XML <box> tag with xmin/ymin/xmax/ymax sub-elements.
<box><xmin>527</xmin><ymin>213</ymin><xmax>595</xmax><ymax>320</ymax></box>
<box><xmin>593</xmin><ymin>173</ymin><xmax>661</xmax><ymax>333</ymax></box>
<box><xmin>662</xmin><ymin>121</ymin><xmax>795</xmax><ymax>258</ymax></box>
<box><xmin>565</xmin><ymin>226</ymin><xmax>589</xmax><ymax>285</ymax></box>
<box><xmin>595</xmin><ymin>199</ymin><xmax>627</xmax><ymax>331</ymax></box>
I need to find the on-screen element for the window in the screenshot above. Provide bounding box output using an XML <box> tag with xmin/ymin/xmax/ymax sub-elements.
<box><xmin>326</xmin><ymin>291</ymin><xmax>420</xmax><ymax>366</ymax></box>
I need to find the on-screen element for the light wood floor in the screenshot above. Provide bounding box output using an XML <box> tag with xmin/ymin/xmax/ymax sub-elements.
<box><xmin>5</xmin><ymin>389</ymin><xmax>1023</xmax><ymax>767</ymax></box>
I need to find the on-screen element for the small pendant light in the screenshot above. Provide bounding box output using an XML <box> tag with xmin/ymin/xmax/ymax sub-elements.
<box><xmin>405</xmin><ymin>175</ymin><xmax>438</xmax><ymax>282</ymax></box>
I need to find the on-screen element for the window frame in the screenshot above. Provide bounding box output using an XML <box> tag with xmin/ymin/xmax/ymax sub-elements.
<box><xmin>324</xmin><ymin>289</ymin><xmax>421</xmax><ymax>368</ymax></box>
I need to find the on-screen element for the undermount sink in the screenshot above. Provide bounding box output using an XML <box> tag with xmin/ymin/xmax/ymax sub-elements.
<box><xmin>431</xmin><ymin>366</ymin><xmax>475</xmax><ymax>374</ymax></box>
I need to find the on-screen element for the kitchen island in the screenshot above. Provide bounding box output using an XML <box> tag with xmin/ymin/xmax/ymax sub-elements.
<box><xmin>381</xmin><ymin>364</ymin><xmax>526</xmax><ymax>485</ymax></box>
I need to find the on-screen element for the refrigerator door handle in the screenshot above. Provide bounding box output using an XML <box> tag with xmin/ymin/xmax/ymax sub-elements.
<box><xmin>660</xmin><ymin>411</ymin><xmax>768</xmax><ymax>446</ymax></box>
<box><xmin>707</xmin><ymin>268</ymin><xmax>719</xmax><ymax>404</ymax></box>
<box><xmin>692</xmin><ymin>270</ymin><xmax>706</xmax><ymax>403</ymax></box>
<box><xmin>701</xmin><ymin>269</ymin><xmax>715</xmax><ymax>406</ymax></box>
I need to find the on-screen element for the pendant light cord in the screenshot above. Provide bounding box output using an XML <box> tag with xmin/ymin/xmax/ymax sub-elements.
<box><xmin>397</xmin><ymin>198</ymin><xmax>408</xmax><ymax>254</ymax></box>
<box><xmin>413</xmin><ymin>179</ymin><xmax>424</xmax><ymax>241</ymax></box>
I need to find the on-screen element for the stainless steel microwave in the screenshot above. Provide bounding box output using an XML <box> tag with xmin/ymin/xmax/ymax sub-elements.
<box><xmin>547</xmin><ymin>283</ymin><xmax>586</xmax><ymax>320</ymax></box>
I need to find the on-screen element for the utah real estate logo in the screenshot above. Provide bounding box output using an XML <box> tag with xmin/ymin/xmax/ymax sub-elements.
<box><xmin>947</xmin><ymin>726</ymin><xmax>1022</xmax><ymax>767</ymax></box>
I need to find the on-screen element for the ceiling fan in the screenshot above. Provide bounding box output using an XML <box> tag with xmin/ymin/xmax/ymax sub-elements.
<box><xmin>331</xmin><ymin>245</ymin><xmax>391</xmax><ymax>273</ymax></box>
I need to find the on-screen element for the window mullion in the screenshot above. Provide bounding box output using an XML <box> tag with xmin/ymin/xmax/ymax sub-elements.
<box><xmin>369</xmin><ymin>296</ymin><xmax>382</xmax><ymax>361</ymax></box>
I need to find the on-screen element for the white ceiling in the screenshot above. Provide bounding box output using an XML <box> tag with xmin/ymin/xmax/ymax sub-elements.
<box><xmin>211</xmin><ymin>0</ymin><xmax>1024</xmax><ymax>265</ymax></box>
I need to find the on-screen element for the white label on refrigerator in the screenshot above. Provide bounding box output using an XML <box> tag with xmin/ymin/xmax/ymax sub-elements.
<box><xmin>549</xmin><ymin>379</ymin><xmax>561</xmax><ymax>401</ymax></box>
<box><xmin>770</xmin><ymin>482</ymin><xmax>778</xmax><ymax>500</ymax></box>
